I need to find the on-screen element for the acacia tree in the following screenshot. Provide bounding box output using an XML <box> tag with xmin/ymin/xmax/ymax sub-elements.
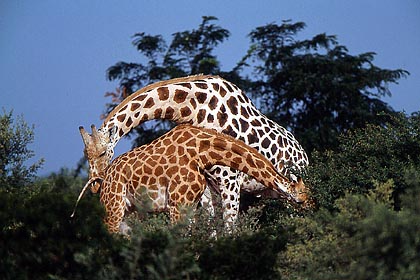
<box><xmin>103</xmin><ymin>17</ymin><xmax>408</xmax><ymax>152</ymax></box>
<box><xmin>105</xmin><ymin>16</ymin><xmax>232</xmax><ymax>145</ymax></box>
<box><xmin>240</xmin><ymin>20</ymin><xmax>409</xmax><ymax>151</ymax></box>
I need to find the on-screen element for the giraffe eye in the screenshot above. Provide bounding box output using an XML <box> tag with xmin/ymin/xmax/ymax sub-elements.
<box><xmin>99</xmin><ymin>151</ymin><xmax>106</xmax><ymax>157</ymax></box>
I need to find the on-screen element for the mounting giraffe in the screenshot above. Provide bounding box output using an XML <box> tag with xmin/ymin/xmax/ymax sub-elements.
<box><xmin>77</xmin><ymin>124</ymin><xmax>307</xmax><ymax>233</ymax></box>
<box><xmin>86</xmin><ymin>74</ymin><xmax>309</xmax><ymax>227</ymax></box>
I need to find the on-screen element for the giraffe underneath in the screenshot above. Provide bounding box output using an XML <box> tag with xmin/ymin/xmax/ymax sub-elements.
<box><xmin>79</xmin><ymin>124</ymin><xmax>307</xmax><ymax>233</ymax></box>
<box><xmin>86</xmin><ymin>75</ymin><xmax>310</xmax><ymax>227</ymax></box>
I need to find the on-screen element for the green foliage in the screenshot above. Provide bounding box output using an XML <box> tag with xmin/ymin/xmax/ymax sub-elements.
<box><xmin>241</xmin><ymin>20</ymin><xmax>409</xmax><ymax>151</ymax></box>
<box><xmin>0</xmin><ymin>110</ymin><xmax>44</xmax><ymax>190</ymax></box>
<box><xmin>0</xmin><ymin>186</ymin><xmax>124</xmax><ymax>279</ymax></box>
<box><xmin>103</xmin><ymin>18</ymin><xmax>407</xmax><ymax>153</ymax></box>
<box><xmin>308</xmin><ymin>112</ymin><xmax>420</xmax><ymax>210</ymax></box>
<box><xmin>278</xmin><ymin>174</ymin><xmax>420</xmax><ymax>280</ymax></box>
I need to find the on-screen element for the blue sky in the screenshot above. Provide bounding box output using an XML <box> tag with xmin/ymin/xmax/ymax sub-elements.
<box><xmin>1</xmin><ymin>0</ymin><xmax>419</xmax><ymax>175</ymax></box>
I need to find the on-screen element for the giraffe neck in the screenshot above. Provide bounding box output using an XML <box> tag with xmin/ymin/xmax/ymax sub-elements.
<box><xmin>99</xmin><ymin>74</ymin><xmax>244</xmax><ymax>151</ymax></box>
<box><xmin>99</xmin><ymin>74</ymin><xmax>308</xmax><ymax>174</ymax></box>
<box><xmin>188</xmin><ymin>126</ymin><xmax>292</xmax><ymax>196</ymax></box>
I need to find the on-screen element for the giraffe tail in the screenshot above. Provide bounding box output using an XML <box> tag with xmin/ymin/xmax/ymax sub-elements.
<box><xmin>70</xmin><ymin>177</ymin><xmax>103</xmax><ymax>218</ymax></box>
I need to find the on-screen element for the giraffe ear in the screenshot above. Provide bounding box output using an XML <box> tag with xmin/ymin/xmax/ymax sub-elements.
<box><xmin>91</xmin><ymin>124</ymin><xmax>99</xmax><ymax>139</ymax></box>
<box><xmin>79</xmin><ymin>126</ymin><xmax>91</xmax><ymax>146</ymax></box>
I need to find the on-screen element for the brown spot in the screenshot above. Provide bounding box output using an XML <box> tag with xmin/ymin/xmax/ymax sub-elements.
<box><xmin>167</xmin><ymin>166</ymin><xmax>179</xmax><ymax>175</ymax></box>
<box><xmin>192</xmin><ymin>184</ymin><xmax>201</xmax><ymax>193</ymax></box>
<box><xmin>262</xmin><ymin>137</ymin><xmax>270</xmax><ymax>149</ymax></box>
<box><xmin>134</xmin><ymin>112</ymin><xmax>140</xmax><ymax>118</ymax></box>
<box><xmin>159</xmin><ymin>157</ymin><xmax>167</xmax><ymax>164</ymax></box>
<box><xmin>213</xmin><ymin>138</ymin><xmax>227</xmax><ymax>151</ymax></box>
<box><xmin>177</xmin><ymin>146</ymin><xmax>185</xmax><ymax>156</ymax></box>
<box><xmin>227</xmin><ymin>96</ymin><xmax>239</xmax><ymax>115</ymax></box>
<box><xmin>246</xmin><ymin>154</ymin><xmax>255</xmax><ymax>167</ymax></box>
<box><xmin>167</xmin><ymin>145</ymin><xmax>176</xmax><ymax>154</ymax></box>
<box><xmin>231</xmin><ymin>144</ymin><xmax>247</xmax><ymax>158</ymax></box>
<box><xmin>131</xmin><ymin>103</ymin><xmax>140</xmax><ymax>111</ymax></box>
<box><xmin>209</xmin><ymin>151</ymin><xmax>223</xmax><ymax>160</ymax></box>
<box><xmin>212</xmin><ymin>83</ymin><xmax>220</xmax><ymax>91</ymax></box>
<box><xmin>222</xmin><ymin>126</ymin><xmax>237</xmax><ymax>138</ymax></box>
<box><xmin>117</xmin><ymin>114</ymin><xmax>126</xmax><ymax>123</ymax></box>
<box><xmin>219</xmin><ymin>86</ymin><xmax>227</xmax><ymax>97</ymax></box>
<box><xmin>177</xmin><ymin>82</ymin><xmax>192</xmax><ymax>89</ymax></box>
<box><xmin>180</xmin><ymin>106</ymin><xmax>192</xmax><ymax>118</ymax></box>
<box><xmin>207</xmin><ymin>114</ymin><xmax>214</xmax><ymax>123</ymax></box>
<box><xmin>217</xmin><ymin>111</ymin><xmax>228</xmax><ymax>127</ymax></box>
<box><xmin>252</xmin><ymin>171</ymin><xmax>260</xmax><ymax>178</ymax></box>
<box><xmin>271</xmin><ymin>145</ymin><xmax>277</xmax><ymax>155</ymax></box>
<box><xmin>154</xmin><ymin>166</ymin><xmax>164</xmax><ymax>176</ymax></box>
<box><xmin>241</xmin><ymin>106</ymin><xmax>250</xmax><ymax>118</ymax></box>
<box><xmin>157</xmin><ymin>87</ymin><xmax>169</xmax><ymax>101</ymax></box>
<box><xmin>144</xmin><ymin>97</ymin><xmax>155</xmax><ymax>108</ymax></box>
<box><xmin>255</xmin><ymin>159</ymin><xmax>265</xmax><ymax>169</ymax></box>
<box><xmin>223</xmin><ymin>81</ymin><xmax>234</xmax><ymax>92</ymax></box>
<box><xmin>154</xmin><ymin>108</ymin><xmax>163</xmax><ymax>118</ymax></box>
<box><xmin>148</xmin><ymin>177</ymin><xmax>156</xmax><ymax>185</ymax></box>
<box><xmin>169</xmin><ymin>156</ymin><xmax>177</xmax><ymax>164</ymax></box>
<box><xmin>179</xmin><ymin>184</ymin><xmax>188</xmax><ymax>194</ymax></box>
<box><xmin>134</xmin><ymin>94</ymin><xmax>147</xmax><ymax>102</ymax></box>
<box><xmin>159</xmin><ymin>177</ymin><xmax>168</xmax><ymax>186</ymax></box>
<box><xmin>230</xmin><ymin>161</ymin><xmax>240</xmax><ymax>170</ymax></box>
<box><xmin>195</xmin><ymin>92</ymin><xmax>207</xmax><ymax>104</ymax></box>
<box><xmin>174</xmin><ymin>89</ymin><xmax>189</xmax><ymax>104</ymax></box>
<box><xmin>199</xmin><ymin>140</ymin><xmax>211</xmax><ymax>152</ymax></box>
<box><xmin>196</xmin><ymin>82</ymin><xmax>208</xmax><ymax>89</ymax></box>
<box><xmin>190</xmin><ymin>98</ymin><xmax>197</xmax><ymax>109</ymax></box>
<box><xmin>208</xmin><ymin>96</ymin><xmax>218</xmax><ymax>110</ymax></box>
<box><xmin>247</xmin><ymin>131</ymin><xmax>259</xmax><ymax>144</ymax></box>
<box><xmin>237</xmin><ymin>94</ymin><xmax>247</xmax><ymax>104</ymax></box>
<box><xmin>242</xmin><ymin>166</ymin><xmax>249</xmax><ymax>173</ymax></box>
<box><xmin>186</xmin><ymin>191</ymin><xmax>194</xmax><ymax>202</ymax></box>
<box><xmin>141</xmin><ymin>114</ymin><xmax>149</xmax><ymax>122</ymax></box>
<box><xmin>143</xmin><ymin>164</ymin><xmax>153</xmax><ymax>174</ymax></box>
<box><xmin>197</xmin><ymin>109</ymin><xmax>206</xmax><ymax>124</ymax></box>
<box><xmin>239</xmin><ymin>118</ymin><xmax>249</xmax><ymax>132</ymax></box>
<box><xmin>165</xmin><ymin>107</ymin><xmax>175</xmax><ymax>119</ymax></box>
<box><xmin>126</xmin><ymin>117</ymin><xmax>133</xmax><ymax>127</ymax></box>
<box><xmin>199</xmin><ymin>154</ymin><xmax>209</xmax><ymax>163</ymax></box>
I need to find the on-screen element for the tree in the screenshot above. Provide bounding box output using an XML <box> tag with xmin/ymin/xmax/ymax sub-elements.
<box><xmin>0</xmin><ymin>110</ymin><xmax>43</xmax><ymax>190</ymax></box>
<box><xmin>104</xmin><ymin>16</ymin><xmax>232</xmax><ymax>146</ymax></box>
<box><xmin>103</xmin><ymin>18</ymin><xmax>407</xmax><ymax>153</ymax></box>
<box><xmin>308</xmin><ymin>112</ymin><xmax>420</xmax><ymax>210</ymax></box>
<box><xmin>240</xmin><ymin>20</ymin><xmax>409</xmax><ymax>151</ymax></box>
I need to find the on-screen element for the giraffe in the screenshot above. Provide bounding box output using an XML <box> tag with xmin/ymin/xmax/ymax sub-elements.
<box><xmin>77</xmin><ymin>124</ymin><xmax>307</xmax><ymax>233</ymax></box>
<box><xmin>87</xmin><ymin>74</ymin><xmax>310</xmax><ymax>227</ymax></box>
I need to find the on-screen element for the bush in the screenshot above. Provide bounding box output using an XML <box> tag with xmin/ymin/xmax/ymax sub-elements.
<box><xmin>0</xmin><ymin>110</ymin><xmax>43</xmax><ymax>191</ymax></box>
<box><xmin>308</xmin><ymin>112</ymin><xmax>420</xmax><ymax>210</ymax></box>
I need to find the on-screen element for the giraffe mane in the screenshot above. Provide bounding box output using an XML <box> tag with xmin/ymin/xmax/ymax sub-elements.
<box><xmin>102</xmin><ymin>74</ymin><xmax>220</xmax><ymax>126</ymax></box>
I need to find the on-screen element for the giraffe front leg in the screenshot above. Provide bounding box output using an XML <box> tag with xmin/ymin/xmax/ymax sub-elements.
<box><xmin>101</xmin><ymin>190</ymin><xmax>126</xmax><ymax>234</ymax></box>
<box><xmin>169</xmin><ymin>204</ymin><xmax>181</xmax><ymax>224</ymax></box>
<box><xmin>200</xmin><ymin>187</ymin><xmax>216</xmax><ymax>217</ymax></box>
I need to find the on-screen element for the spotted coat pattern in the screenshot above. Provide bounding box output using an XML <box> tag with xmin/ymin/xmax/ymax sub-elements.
<box><xmin>86</xmin><ymin>75</ymin><xmax>309</xmax><ymax>226</ymax></box>
<box><xmin>80</xmin><ymin>124</ymin><xmax>306</xmax><ymax>233</ymax></box>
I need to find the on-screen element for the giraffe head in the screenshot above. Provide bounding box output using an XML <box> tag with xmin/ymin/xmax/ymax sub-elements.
<box><xmin>79</xmin><ymin>125</ymin><xmax>111</xmax><ymax>192</ymax></box>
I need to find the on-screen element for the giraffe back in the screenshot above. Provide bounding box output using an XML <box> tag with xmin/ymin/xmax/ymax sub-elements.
<box><xmin>83</xmin><ymin>124</ymin><xmax>307</xmax><ymax>233</ymax></box>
